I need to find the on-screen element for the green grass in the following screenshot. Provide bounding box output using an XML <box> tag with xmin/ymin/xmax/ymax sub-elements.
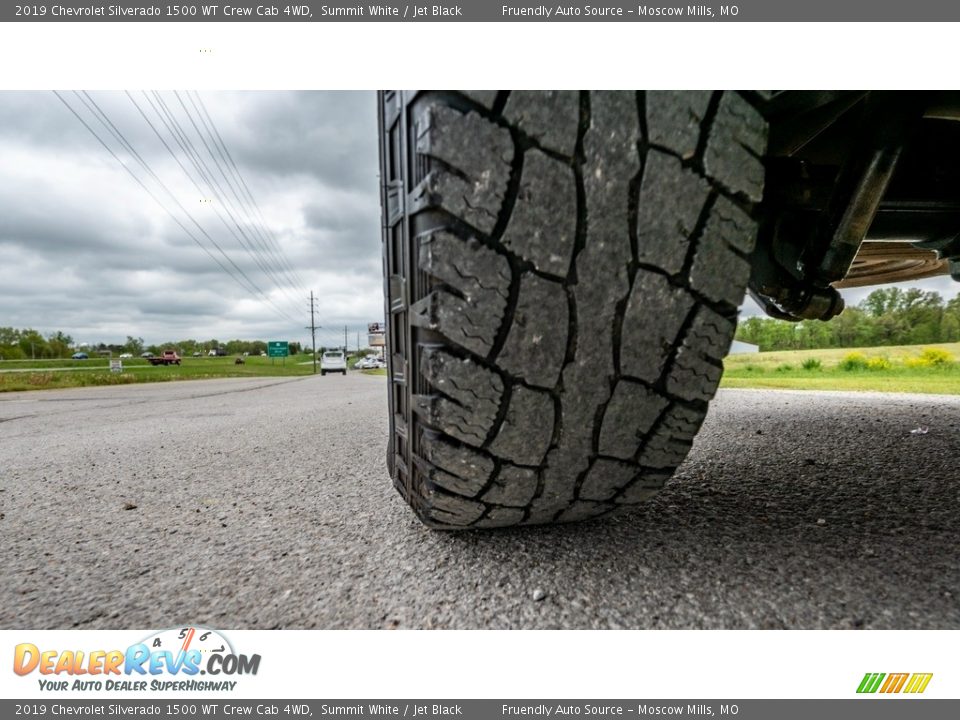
<box><xmin>0</xmin><ymin>355</ymin><xmax>331</xmax><ymax>393</ymax></box>
<box><xmin>722</xmin><ymin>342</ymin><xmax>960</xmax><ymax>395</ymax></box>
<box><xmin>11</xmin><ymin>343</ymin><xmax>958</xmax><ymax>395</ymax></box>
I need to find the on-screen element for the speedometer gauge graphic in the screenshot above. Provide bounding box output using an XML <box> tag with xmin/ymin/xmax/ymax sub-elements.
<box><xmin>140</xmin><ymin>627</ymin><xmax>233</xmax><ymax>658</ymax></box>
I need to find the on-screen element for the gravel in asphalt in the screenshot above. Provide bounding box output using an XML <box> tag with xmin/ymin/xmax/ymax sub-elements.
<box><xmin>1</xmin><ymin>375</ymin><xmax>958</xmax><ymax>629</ymax></box>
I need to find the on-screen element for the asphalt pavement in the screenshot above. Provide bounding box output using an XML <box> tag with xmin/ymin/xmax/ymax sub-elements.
<box><xmin>1</xmin><ymin>375</ymin><xmax>958</xmax><ymax>629</ymax></box>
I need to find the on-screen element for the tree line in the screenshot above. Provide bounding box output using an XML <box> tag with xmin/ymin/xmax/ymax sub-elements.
<box><xmin>0</xmin><ymin>329</ymin><xmax>75</xmax><ymax>360</ymax></box>
<box><xmin>0</xmin><ymin>331</ymin><xmax>306</xmax><ymax>360</ymax></box>
<box><xmin>9</xmin><ymin>285</ymin><xmax>953</xmax><ymax>360</ymax></box>
<box><xmin>736</xmin><ymin>287</ymin><xmax>960</xmax><ymax>351</ymax></box>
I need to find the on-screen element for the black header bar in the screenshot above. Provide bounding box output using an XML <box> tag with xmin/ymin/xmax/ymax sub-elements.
<box><xmin>4</xmin><ymin>1</ymin><xmax>960</xmax><ymax>22</ymax></box>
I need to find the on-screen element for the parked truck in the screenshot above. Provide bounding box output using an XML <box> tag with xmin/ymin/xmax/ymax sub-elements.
<box><xmin>148</xmin><ymin>350</ymin><xmax>181</xmax><ymax>366</ymax></box>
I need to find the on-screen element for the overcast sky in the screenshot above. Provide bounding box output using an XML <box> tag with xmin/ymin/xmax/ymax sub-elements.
<box><xmin>1</xmin><ymin>90</ymin><xmax>957</xmax><ymax>347</ymax></box>
<box><xmin>0</xmin><ymin>91</ymin><xmax>381</xmax><ymax>348</ymax></box>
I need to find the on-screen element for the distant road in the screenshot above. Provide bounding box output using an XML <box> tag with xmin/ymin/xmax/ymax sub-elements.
<box><xmin>1</xmin><ymin>378</ymin><xmax>958</xmax><ymax>629</ymax></box>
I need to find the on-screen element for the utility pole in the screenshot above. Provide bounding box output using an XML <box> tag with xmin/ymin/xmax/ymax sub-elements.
<box><xmin>306</xmin><ymin>292</ymin><xmax>319</xmax><ymax>374</ymax></box>
<box><xmin>344</xmin><ymin>325</ymin><xmax>348</xmax><ymax>354</ymax></box>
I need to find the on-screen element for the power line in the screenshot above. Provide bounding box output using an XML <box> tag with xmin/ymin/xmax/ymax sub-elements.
<box><xmin>187</xmin><ymin>91</ymin><xmax>308</xmax><ymax>291</ymax></box>
<box><xmin>53</xmin><ymin>92</ymin><xmax>256</xmax><ymax>299</ymax></box>
<box><xmin>191</xmin><ymin>91</ymin><xmax>309</xmax><ymax>291</ymax></box>
<box><xmin>144</xmin><ymin>91</ymin><xmax>304</xmax><ymax>312</ymax></box>
<box><xmin>56</xmin><ymin>91</ymin><xmax>300</xmax><ymax>327</ymax></box>
<box><xmin>126</xmin><ymin>91</ymin><xmax>303</xmax><ymax>312</ymax></box>
<box><xmin>78</xmin><ymin>91</ymin><xmax>302</xmax><ymax>326</ymax></box>
<box><xmin>183</xmin><ymin>91</ymin><xmax>305</xmax><ymax>295</ymax></box>
<box><xmin>172</xmin><ymin>91</ymin><xmax>305</xmax><ymax>298</ymax></box>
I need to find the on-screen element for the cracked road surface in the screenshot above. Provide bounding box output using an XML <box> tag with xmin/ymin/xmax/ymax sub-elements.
<box><xmin>2</xmin><ymin>375</ymin><xmax>958</xmax><ymax>628</ymax></box>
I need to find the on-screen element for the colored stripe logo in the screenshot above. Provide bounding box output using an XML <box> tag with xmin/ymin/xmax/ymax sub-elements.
<box><xmin>857</xmin><ymin>672</ymin><xmax>933</xmax><ymax>694</ymax></box>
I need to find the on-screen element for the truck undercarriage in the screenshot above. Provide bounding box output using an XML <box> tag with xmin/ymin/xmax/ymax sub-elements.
<box><xmin>752</xmin><ymin>90</ymin><xmax>960</xmax><ymax>320</ymax></box>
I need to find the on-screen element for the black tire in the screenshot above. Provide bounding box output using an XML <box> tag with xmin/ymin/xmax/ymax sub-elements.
<box><xmin>378</xmin><ymin>91</ymin><xmax>767</xmax><ymax>529</ymax></box>
<box><xmin>321</xmin><ymin>370</ymin><xmax>327</xmax><ymax>376</ymax></box>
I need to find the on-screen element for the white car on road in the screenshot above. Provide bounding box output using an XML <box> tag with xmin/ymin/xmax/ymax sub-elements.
<box><xmin>321</xmin><ymin>351</ymin><xmax>347</xmax><ymax>376</ymax></box>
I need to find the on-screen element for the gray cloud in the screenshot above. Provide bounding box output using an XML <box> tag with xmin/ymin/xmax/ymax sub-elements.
<box><xmin>0</xmin><ymin>91</ymin><xmax>382</xmax><ymax>345</ymax></box>
<box><xmin>224</xmin><ymin>91</ymin><xmax>378</xmax><ymax>191</ymax></box>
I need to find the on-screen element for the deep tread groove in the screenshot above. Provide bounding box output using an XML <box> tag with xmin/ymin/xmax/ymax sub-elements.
<box><xmin>692</xmin><ymin>91</ymin><xmax>724</xmax><ymax>172</ymax></box>
<box><xmin>491</xmin><ymin>91</ymin><xmax>511</xmax><ymax>117</ymax></box>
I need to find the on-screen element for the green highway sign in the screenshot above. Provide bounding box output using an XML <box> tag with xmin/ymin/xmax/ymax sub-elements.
<box><xmin>267</xmin><ymin>341</ymin><xmax>289</xmax><ymax>358</ymax></box>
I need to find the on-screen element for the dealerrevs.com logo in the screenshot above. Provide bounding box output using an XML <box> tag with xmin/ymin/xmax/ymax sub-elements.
<box><xmin>13</xmin><ymin>627</ymin><xmax>260</xmax><ymax>693</ymax></box>
<box><xmin>857</xmin><ymin>673</ymin><xmax>933</xmax><ymax>694</ymax></box>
